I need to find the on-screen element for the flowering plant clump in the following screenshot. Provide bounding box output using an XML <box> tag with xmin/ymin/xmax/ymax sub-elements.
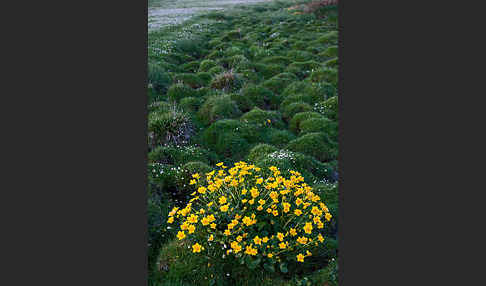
<box><xmin>167</xmin><ymin>161</ymin><xmax>333</xmax><ymax>272</ymax></box>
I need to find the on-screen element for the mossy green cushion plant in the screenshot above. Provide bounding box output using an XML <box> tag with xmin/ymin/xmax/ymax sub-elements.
<box><xmin>199</xmin><ymin>59</ymin><xmax>218</xmax><ymax>72</ymax></box>
<box><xmin>289</xmin><ymin>111</ymin><xmax>324</xmax><ymax>134</ymax></box>
<box><xmin>286</xmin><ymin>132</ymin><xmax>336</xmax><ymax>162</ymax></box>
<box><xmin>246</xmin><ymin>143</ymin><xmax>279</xmax><ymax>163</ymax></box>
<box><xmin>282</xmin><ymin>102</ymin><xmax>314</xmax><ymax>121</ymax></box>
<box><xmin>240</xmin><ymin>84</ymin><xmax>279</xmax><ymax>110</ymax></box>
<box><xmin>198</xmin><ymin>94</ymin><xmax>242</xmax><ymax>126</ymax></box>
<box><xmin>240</xmin><ymin>107</ymin><xmax>286</xmax><ymax>129</ymax></box>
<box><xmin>262</xmin><ymin>72</ymin><xmax>299</xmax><ymax>94</ymax></box>
<box><xmin>167</xmin><ymin>83</ymin><xmax>198</xmax><ymax>103</ymax></box>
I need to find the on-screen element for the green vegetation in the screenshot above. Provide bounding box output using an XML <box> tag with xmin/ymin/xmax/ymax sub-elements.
<box><xmin>148</xmin><ymin>1</ymin><xmax>339</xmax><ymax>284</ymax></box>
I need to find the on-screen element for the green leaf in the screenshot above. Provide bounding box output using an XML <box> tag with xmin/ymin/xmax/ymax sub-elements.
<box><xmin>279</xmin><ymin>262</ymin><xmax>288</xmax><ymax>273</ymax></box>
<box><xmin>263</xmin><ymin>263</ymin><xmax>275</xmax><ymax>272</ymax></box>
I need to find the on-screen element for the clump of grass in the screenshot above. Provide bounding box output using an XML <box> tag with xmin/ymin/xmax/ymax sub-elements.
<box><xmin>210</xmin><ymin>69</ymin><xmax>244</xmax><ymax>92</ymax></box>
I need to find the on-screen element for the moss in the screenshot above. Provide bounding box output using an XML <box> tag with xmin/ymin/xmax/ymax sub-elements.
<box><xmin>181</xmin><ymin>61</ymin><xmax>200</xmax><ymax>73</ymax></box>
<box><xmin>286</xmin><ymin>61</ymin><xmax>322</xmax><ymax>79</ymax></box>
<box><xmin>286</xmin><ymin>50</ymin><xmax>315</xmax><ymax>62</ymax></box>
<box><xmin>286</xmin><ymin>132</ymin><xmax>336</xmax><ymax>162</ymax></box>
<box><xmin>280</xmin><ymin>94</ymin><xmax>316</xmax><ymax>110</ymax></box>
<box><xmin>256</xmin><ymin>150</ymin><xmax>334</xmax><ymax>183</ymax></box>
<box><xmin>230</xmin><ymin>92</ymin><xmax>255</xmax><ymax>113</ymax></box>
<box><xmin>300</xmin><ymin>117</ymin><xmax>338</xmax><ymax>140</ymax></box>
<box><xmin>317</xmin><ymin>31</ymin><xmax>338</xmax><ymax>45</ymax></box>
<box><xmin>247</xmin><ymin>143</ymin><xmax>279</xmax><ymax>163</ymax></box>
<box><xmin>167</xmin><ymin>83</ymin><xmax>198</xmax><ymax>103</ymax></box>
<box><xmin>207</xmin><ymin>65</ymin><xmax>225</xmax><ymax>75</ymax></box>
<box><xmin>240</xmin><ymin>107</ymin><xmax>285</xmax><ymax>129</ymax></box>
<box><xmin>324</xmin><ymin>57</ymin><xmax>339</xmax><ymax>68</ymax></box>
<box><xmin>179</xmin><ymin>97</ymin><xmax>202</xmax><ymax>113</ymax></box>
<box><xmin>198</xmin><ymin>94</ymin><xmax>242</xmax><ymax>125</ymax></box>
<box><xmin>315</xmin><ymin>96</ymin><xmax>338</xmax><ymax>120</ymax></box>
<box><xmin>148</xmin><ymin>63</ymin><xmax>172</xmax><ymax>95</ymax></box>
<box><xmin>201</xmin><ymin>119</ymin><xmax>252</xmax><ymax>160</ymax></box>
<box><xmin>240</xmin><ymin>84</ymin><xmax>278</xmax><ymax>109</ymax></box>
<box><xmin>282</xmin><ymin>102</ymin><xmax>314</xmax><ymax>121</ymax></box>
<box><xmin>183</xmin><ymin>161</ymin><xmax>213</xmax><ymax>176</ymax></box>
<box><xmin>196</xmin><ymin>72</ymin><xmax>212</xmax><ymax>86</ymax></box>
<box><xmin>265</xmin><ymin>129</ymin><xmax>297</xmax><ymax>148</ymax></box>
<box><xmin>261</xmin><ymin>56</ymin><xmax>291</xmax><ymax>66</ymax></box>
<box><xmin>262</xmin><ymin>72</ymin><xmax>298</xmax><ymax>94</ymax></box>
<box><xmin>172</xmin><ymin>73</ymin><xmax>204</xmax><ymax>88</ymax></box>
<box><xmin>320</xmin><ymin>45</ymin><xmax>338</xmax><ymax>59</ymax></box>
<box><xmin>310</xmin><ymin>67</ymin><xmax>338</xmax><ymax>86</ymax></box>
<box><xmin>252</xmin><ymin>63</ymin><xmax>285</xmax><ymax>79</ymax></box>
<box><xmin>289</xmin><ymin>111</ymin><xmax>324</xmax><ymax>133</ymax></box>
<box><xmin>199</xmin><ymin>59</ymin><xmax>217</xmax><ymax>72</ymax></box>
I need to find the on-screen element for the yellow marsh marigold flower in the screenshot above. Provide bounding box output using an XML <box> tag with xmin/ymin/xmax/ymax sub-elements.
<box><xmin>192</xmin><ymin>173</ymin><xmax>200</xmax><ymax>179</ymax></box>
<box><xmin>269</xmin><ymin>191</ymin><xmax>279</xmax><ymax>201</ymax></box>
<box><xmin>180</xmin><ymin>222</ymin><xmax>189</xmax><ymax>230</ymax></box>
<box><xmin>231</xmin><ymin>241</ymin><xmax>242</xmax><ymax>253</ymax></box>
<box><xmin>318</xmin><ymin>234</ymin><xmax>325</xmax><ymax>243</ymax></box>
<box><xmin>257</xmin><ymin>205</ymin><xmax>263</xmax><ymax>211</ymax></box>
<box><xmin>219</xmin><ymin>196</ymin><xmax>227</xmax><ymax>204</ymax></box>
<box><xmin>216</xmin><ymin>162</ymin><xmax>224</xmax><ymax>167</ymax></box>
<box><xmin>188</xmin><ymin>224</ymin><xmax>196</xmax><ymax>234</ymax></box>
<box><xmin>262</xmin><ymin>237</ymin><xmax>269</xmax><ymax>243</ymax></box>
<box><xmin>289</xmin><ymin>228</ymin><xmax>297</xmax><ymax>236</ymax></box>
<box><xmin>207</xmin><ymin>202</ymin><xmax>213</xmax><ymax>207</ymax></box>
<box><xmin>303</xmin><ymin>222</ymin><xmax>313</xmax><ymax>234</ymax></box>
<box><xmin>277</xmin><ymin>232</ymin><xmax>285</xmax><ymax>241</ymax></box>
<box><xmin>176</xmin><ymin>231</ymin><xmax>186</xmax><ymax>240</ymax></box>
<box><xmin>294</xmin><ymin>209</ymin><xmax>303</xmax><ymax>216</ymax></box>
<box><xmin>248</xmin><ymin>199</ymin><xmax>255</xmax><ymax>205</ymax></box>
<box><xmin>245</xmin><ymin>245</ymin><xmax>258</xmax><ymax>255</ymax></box>
<box><xmin>236</xmin><ymin>235</ymin><xmax>243</xmax><ymax>242</ymax></box>
<box><xmin>253</xmin><ymin>236</ymin><xmax>262</xmax><ymax>245</ymax></box>
<box><xmin>210</xmin><ymin>223</ymin><xmax>216</xmax><ymax>229</ymax></box>
<box><xmin>242</xmin><ymin>216</ymin><xmax>252</xmax><ymax>226</ymax></box>
<box><xmin>272</xmin><ymin>210</ymin><xmax>279</xmax><ymax>216</ymax></box>
<box><xmin>224</xmin><ymin>229</ymin><xmax>231</xmax><ymax>236</ymax></box>
<box><xmin>250</xmin><ymin>187</ymin><xmax>259</xmax><ymax>198</ymax></box>
<box><xmin>306</xmin><ymin>250</ymin><xmax>312</xmax><ymax>257</ymax></box>
<box><xmin>313</xmin><ymin>216</ymin><xmax>321</xmax><ymax>224</ymax></box>
<box><xmin>258</xmin><ymin>199</ymin><xmax>266</xmax><ymax>205</ymax></box>
<box><xmin>235</xmin><ymin>214</ymin><xmax>242</xmax><ymax>220</ymax></box>
<box><xmin>241</xmin><ymin>188</ymin><xmax>248</xmax><ymax>195</ymax></box>
<box><xmin>199</xmin><ymin>208</ymin><xmax>205</xmax><ymax>214</ymax></box>
<box><xmin>192</xmin><ymin>243</ymin><xmax>203</xmax><ymax>253</ymax></box>
<box><xmin>167</xmin><ymin>217</ymin><xmax>174</xmax><ymax>224</ymax></box>
<box><xmin>242</xmin><ymin>199</ymin><xmax>248</xmax><ymax>204</ymax></box>
<box><xmin>189</xmin><ymin>179</ymin><xmax>196</xmax><ymax>185</ymax></box>
<box><xmin>282</xmin><ymin>202</ymin><xmax>291</xmax><ymax>213</ymax></box>
<box><xmin>325</xmin><ymin>212</ymin><xmax>332</xmax><ymax>221</ymax></box>
<box><xmin>187</xmin><ymin>214</ymin><xmax>198</xmax><ymax>224</ymax></box>
<box><xmin>230</xmin><ymin>179</ymin><xmax>238</xmax><ymax>187</ymax></box>
<box><xmin>279</xmin><ymin>242</ymin><xmax>287</xmax><ymax>249</ymax></box>
<box><xmin>297</xmin><ymin>236</ymin><xmax>308</xmax><ymax>245</ymax></box>
<box><xmin>267</xmin><ymin>253</ymin><xmax>273</xmax><ymax>258</ymax></box>
<box><xmin>311</xmin><ymin>206</ymin><xmax>322</xmax><ymax>216</ymax></box>
<box><xmin>220</xmin><ymin>204</ymin><xmax>229</xmax><ymax>212</ymax></box>
<box><xmin>297</xmin><ymin>253</ymin><xmax>305</xmax><ymax>262</ymax></box>
<box><xmin>208</xmin><ymin>234</ymin><xmax>214</xmax><ymax>241</ymax></box>
<box><xmin>168</xmin><ymin>207</ymin><xmax>179</xmax><ymax>216</ymax></box>
<box><xmin>256</xmin><ymin>178</ymin><xmax>263</xmax><ymax>184</ymax></box>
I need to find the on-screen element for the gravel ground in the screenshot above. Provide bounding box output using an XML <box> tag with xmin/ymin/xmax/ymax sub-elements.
<box><xmin>148</xmin><ymin>0</ymin><xmax>273</xmax><ymax>30</ymax></box>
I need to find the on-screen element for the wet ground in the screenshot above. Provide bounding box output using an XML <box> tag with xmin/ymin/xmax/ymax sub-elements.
<box><xmin>148</xmin><ymin>0</ymin><xmax>273</xmax><ymax>30</ymax></box>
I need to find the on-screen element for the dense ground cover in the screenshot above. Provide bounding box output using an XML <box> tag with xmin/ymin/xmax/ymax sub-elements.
<box><xmin>148</xmin><ymin>1</ymin><xmax>338</xmax><ymax>285</ymax></box>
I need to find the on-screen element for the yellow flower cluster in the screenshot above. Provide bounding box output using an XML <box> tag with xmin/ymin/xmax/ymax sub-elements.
<box><xmin>168</xmin><ymin>162</ymin><xmax>333</xmax><ymax>265</ymax></box>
